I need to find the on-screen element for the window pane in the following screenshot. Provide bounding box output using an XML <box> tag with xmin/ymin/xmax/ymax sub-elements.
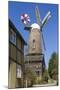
<box><xmin>16</xmin><ymin>64</ymin><xmax>22</xmax><ymax>78</ymax></box>
<box><xmin>10</xmin><ymin>44</ymin><xmax>16</xmax><ymax>60</ymax></box>
<box><xmin>17</xmin><ymin>50</ymin><xmax>21</xmax><ymax>64</ymax></box>
<box><xmin>17</xmin><ymin>37</ymin><xmax>21</xmax><ymax>49</ymax></box>
<box><xmin>10</xmin><ymin>28</ymin><xmax>16</xmax><ymax>45</ymax></box>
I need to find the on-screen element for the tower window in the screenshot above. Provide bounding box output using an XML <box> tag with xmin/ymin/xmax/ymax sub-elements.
<box><xmin>33</xmin><ymin>39</ymin><xmax>35</xmax><ymax>43</ymax></box>
<box><xmin>32</xmin><ymin>39</ymin><xmax>36</xmax><ymax>49</ymax></box>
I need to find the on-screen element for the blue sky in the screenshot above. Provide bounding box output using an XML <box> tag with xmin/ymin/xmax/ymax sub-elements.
<box><xmin>8</xmin><ymin>1</ymin><xmax>58</xmax><ymax>68</ymax></box>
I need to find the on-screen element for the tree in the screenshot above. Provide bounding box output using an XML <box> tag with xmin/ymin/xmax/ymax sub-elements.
<box><xmin>24</xmin><ymin>66</ymin><xmax>37</xmax><ymax>87</ymax></box>
<box><xmin>48</xmin><ymin>52</ymin><xmax>58</xmax><ymax>80</ymax></box>
<box><xmin>42</xmin><ymin>69</ymin><xmax>48</xmax><ymax>83</ymax></box>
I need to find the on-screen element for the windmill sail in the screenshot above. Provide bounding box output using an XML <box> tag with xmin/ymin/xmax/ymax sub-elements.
<box><xmin>41</xmin><ymin>11</ymin><xmax>51</xmax><ymax>28</ymax></box>
<box><xmin>35</xmin><ymin>6</ymin><xmax>46</xmax><ymax>50</ymax></box>
<box><xmin>35</xmin><ymin>6</ymin><xmax>41</xmax><ymax>26</ymax></box>
<box><xmin>41</xmin><ymin>31</ymin><xmax>46</xmax><ymax>50</ymax></box>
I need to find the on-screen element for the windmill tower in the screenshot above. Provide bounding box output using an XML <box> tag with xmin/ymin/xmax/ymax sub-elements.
<box><xmin>29</xmin><ymin>23</ymin><xmax>42</xmax><ymax>54</ymax></box>
<box><xmin>21</xmin><ymin>6</ymin><xmax>51</xmax><ymax>79</ymax></box>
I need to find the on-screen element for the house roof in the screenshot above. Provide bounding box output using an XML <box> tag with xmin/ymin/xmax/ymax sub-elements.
<box><xmin>9</xmin><ymin>19</ymin><xmax>27</xmax><ymax>45</ymax></box>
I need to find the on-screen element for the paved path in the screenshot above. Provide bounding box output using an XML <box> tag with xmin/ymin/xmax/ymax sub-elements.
<box><xmin>32</xmin><ymin>82</ymin><xmax>57</xmax><ymax>87</ymax></box>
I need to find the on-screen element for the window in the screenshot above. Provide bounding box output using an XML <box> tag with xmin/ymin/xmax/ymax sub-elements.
<box><xmin>21</xmin><ymin>41</ymin><xmax>24</xmax><ymax>52</ymax></box>
<box><xmin>10</xmin><ymin>44</ymin><xmax>16</xmax><ymax>60</ymax></box>
<box><xmin>17</xmin><ymin>37</ymin><xmax>21</xmax><ymax>49</ymax></box>
<box><xmin>36</xmin><ymin>71</ymin><xmax>40</xmax><ymax>76</ymax></box>
<box><xmin>33</xmin><ymin>39</ymin><xmax>35</xmax><ymax>43</ymax></box>
<box><xmin>10</xmin><ymin>28</ymin><xmax>16</xmax><ymax>45</ymax></box>
<box><xmin>17</xmin><ymin>50</ymin><xmax>21</xmax><ymax>63</ymax></box>
<box><xmin>16</xmin><ymin>64</ymin><xmax>22</xmax><ymax>78</ymax></box>
<box><xmin>32</xmin><ymin>39</ymin><xmax>36</xmax><ymax>49</ymax></box>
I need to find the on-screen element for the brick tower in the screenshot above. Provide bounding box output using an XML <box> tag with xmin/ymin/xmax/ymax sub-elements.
<box><xmin>25</xmin><ymin>23</ymin><xmax>45</xmax><ymax>79</ymax></box>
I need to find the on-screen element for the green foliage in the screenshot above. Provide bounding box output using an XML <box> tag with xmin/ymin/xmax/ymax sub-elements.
<box><xmin>24</xmin><ymin>66</ymin><xmax>37</xmax><ymax>86</ymax></box>
<box><xmin>48</xmin><ymin>52</ymin><xmax>58</xmax><ymax>80</ymax></box>
<box><xmin>42</xmin><ymin>69</ymin><xmax>48</xmax><ymax>83</ymax></box>
<box><xmin>37</xmin><ymin>79</ymin><xmax>46</xmax><ymax>84</ymax></box>
<box><xmin>35</xmin><ymin>69</ymin><xmax>48</xmax><ymax>84</ymax></box>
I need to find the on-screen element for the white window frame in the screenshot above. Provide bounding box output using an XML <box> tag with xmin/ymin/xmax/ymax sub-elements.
<box><xmin>16</xmin><ymin>64</ymin><xmax>22</xmax><ymax>78</ymax></box>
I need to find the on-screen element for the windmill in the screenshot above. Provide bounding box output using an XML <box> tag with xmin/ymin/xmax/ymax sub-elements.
<box><xmin>21</xmin><ymin>6</ymin><xmax>51</xmax><ymax>78</ymax></box>
<box><xmin>21</xmin><ymin>6</ymin><xmax>51</xmax><ymax>51</ymax></box>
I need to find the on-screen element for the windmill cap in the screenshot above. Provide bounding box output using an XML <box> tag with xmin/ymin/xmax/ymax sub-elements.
<box><xmin>31</xmin><ymin>23</ymin><xmax>40</xmax><ymax>29</ymax></box>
